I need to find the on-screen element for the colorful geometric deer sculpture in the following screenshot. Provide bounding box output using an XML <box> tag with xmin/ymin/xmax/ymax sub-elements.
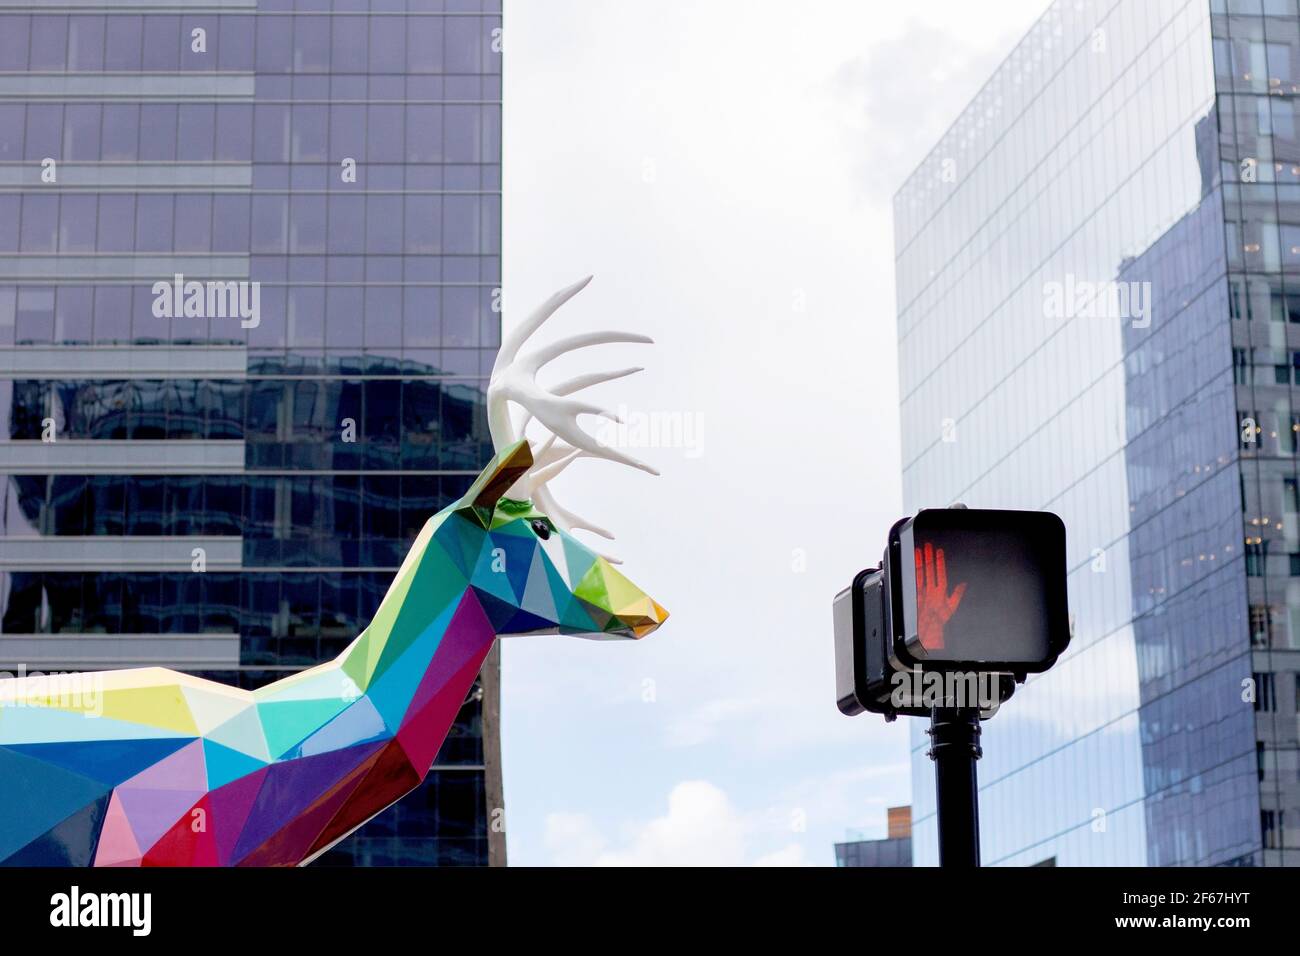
<box><xmin>0</xmin><ymin>277</ymin><xmax>666</xmax><ymax>866</ymax></box>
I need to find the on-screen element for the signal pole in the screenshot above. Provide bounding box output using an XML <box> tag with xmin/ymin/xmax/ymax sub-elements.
<box><xmin>927</xmin><ymin>706</ymin><xmax>982</xmax><ymax>867</ymax></box>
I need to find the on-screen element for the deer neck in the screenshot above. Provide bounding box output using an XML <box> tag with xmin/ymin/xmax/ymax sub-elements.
<box><xmin>337</xmin><ymin>508</ymin><xmax>499</xmax><ymax>773</ymax></box>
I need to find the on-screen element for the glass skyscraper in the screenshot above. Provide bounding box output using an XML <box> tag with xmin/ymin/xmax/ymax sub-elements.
<box><xmin>896</xmin><ymin>0</ymin><xmax>1299</xmax><ymax>866</ymax></box>
<box><xmin>0</xmin><ymin>0</ymin><xmax>504</xmax><ymax>866</ymax></box>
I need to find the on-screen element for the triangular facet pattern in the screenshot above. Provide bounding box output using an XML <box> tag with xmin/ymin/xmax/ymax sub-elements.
<box><xmin>0</xmin><ymin>440</ymin><xmax>666</xmax><ymax>865</ymax></box>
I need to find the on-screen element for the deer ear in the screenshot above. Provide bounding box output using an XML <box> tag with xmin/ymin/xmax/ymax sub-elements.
<box><xmin>460</xmin><ymin>440</ymin><xmax>533</xmax><ymax>515</ymax></box>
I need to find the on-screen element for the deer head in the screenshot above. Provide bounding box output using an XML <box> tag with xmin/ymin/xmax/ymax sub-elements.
<box><xmin>461</xmin><ymin>275</ymin><xmax>667</xmax><ymax>640</ymax></box>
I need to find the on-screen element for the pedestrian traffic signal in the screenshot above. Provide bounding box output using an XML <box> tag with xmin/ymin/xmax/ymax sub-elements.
<box><xmin>834</xmin><ymin>565</ymin><xmax>1017</xmax><ymax>718</ymax></box>
<box><xmin>833</xmin><ymin>566</ymin><xmax>889</xmax><ymax>716</ymax></box>
<box><xmin>834</xmin><ymin>508</ymin><xmax>1069</xmax><ymax>719</ymax></box>
<box><xmin>886</xmin><ymin>508</ymin><xmax>1069</xmax><ymax>674</ymax></box>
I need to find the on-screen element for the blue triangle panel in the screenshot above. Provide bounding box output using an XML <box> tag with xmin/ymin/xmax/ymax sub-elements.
<box><xmin>470</xmin><ymin>587</ymin><xmax>523</xmax><ymax>631</ymax></box>
<box><xmin>5</xmin><ymin>737</ymin><xmax>194</xmax><ymax>788</ymax></box>
<box><xmin>0</xmin><ymin>793</ymin><xmax>110</xmax><ymax>867</ymax></box>
<box><xmin>0</xmin><ymin>746</ymin><xmax>112</xmax><ymax>862</ymax></box>
<box><xmin>487</xmin><ymin>531</ymin><xmax>538</xmax><ymax>599</ymax></box>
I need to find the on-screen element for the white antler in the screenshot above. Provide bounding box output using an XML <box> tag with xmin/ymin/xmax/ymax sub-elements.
<box><xmin>487</xmin><ymin>276</ymin><xmax>657</xmax><ymax>558</ymax></box>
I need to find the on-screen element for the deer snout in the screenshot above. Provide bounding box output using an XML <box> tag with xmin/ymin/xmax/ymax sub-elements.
<box><xmin>630</xmin><ymin>599</ymin><xmax>670</xmax><ymax>639</ymax></box>
<box><xmin>576</xmin><ymin>556</ymin><xmax>669</xmax><ymax>639</ymax></box>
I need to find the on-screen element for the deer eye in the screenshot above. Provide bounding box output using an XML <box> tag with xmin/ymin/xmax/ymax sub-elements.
<box><xmin>530</xmin><ymin>518</ymin><xmax>551</xmax><ymax>540</ymax></box>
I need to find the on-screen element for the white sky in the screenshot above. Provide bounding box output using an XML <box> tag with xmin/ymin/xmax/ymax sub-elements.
<box><xmin>500</xmin><ymin>0</ymin><xmax>1051</xmax><ymax>865</ymax></box>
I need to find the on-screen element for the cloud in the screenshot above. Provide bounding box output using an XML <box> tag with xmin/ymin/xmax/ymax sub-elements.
<box><xmin>543</xmin><ymin>781</ymin><xmax>809</xmax><ymax>866</ymax></box>
<box><xmin>542</xmin><ymin>812</ymin><xmax>612</xmax><ymax>868</ymax></box>
<box><xmin>773</xmin><ymin>761</ymin><xmax>913</xmax><ymax>834</ymax></box>
<box><xmin>663</xmin><ymin>697</ymin><xmax>764</xmax><ymax>748</ymax></box>
<box><xmin>824</xmin><ymin>8</ymin><xmax>1050</xmax><ymax>205</ymax></box>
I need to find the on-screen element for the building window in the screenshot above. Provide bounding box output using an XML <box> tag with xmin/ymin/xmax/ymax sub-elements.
<box><xmin>1279</xmin><ymin>408</ymin><xmax>1299</xmax><ymax>454</ymax></box>
<box><xmin>1254</xmin><ymin>672</ymin><xmax>1276</xmax><ymax>711</ymax></box>
<box><xmin>1240</xmin><ymin>409</ymin><xmax>1263</xmax><ymax>450</ymax></box>
<box><xmin>1247</xmin><ymin>542</ymin><xmax>1266</xmax><ymax>576</ymax></box>
<box><xmin>1251</xmin><ymin>605</ymin><xmax>1272</xmax><ymax>647</ymax></box>
<box><xmin>1272</xmin><ymin>288</ymin><xmax>1289</xmax><ymax>323</ymax></box>
<box><xmin>1263</xmin><ymin>811</ymin><xmax>1278</xmax><ymax>850</ymax></box>
<box><xmin>1230</xmin><ymin>275</ymin><xmax>1246</xmax><ymax>319</ymax></box>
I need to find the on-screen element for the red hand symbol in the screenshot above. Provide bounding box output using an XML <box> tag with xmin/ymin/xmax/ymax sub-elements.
<box><xmin>915</xmin><ymin>542</ymin><xmax>966</xmax><ymax>651</ymax></box>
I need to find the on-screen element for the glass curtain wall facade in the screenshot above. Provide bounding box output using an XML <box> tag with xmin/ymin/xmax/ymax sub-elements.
<box><xmin>893</xmin><ymin>0</ymin><xmax>1299</xmax><ymax>866</ymax></box>
<box><xmin>1218</xmin><ymin>1</ymin><xmax>1300</xmax><ymax>864</ymax></box>
<box><xmin>0</xmin><ymin>0</ymin><xmax>504</xmax><ymax>866</ymax></box>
